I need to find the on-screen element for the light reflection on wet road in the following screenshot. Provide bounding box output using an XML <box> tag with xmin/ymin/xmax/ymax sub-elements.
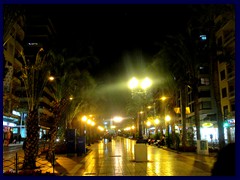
<box><xmin>65</xmin><ymin>136</ymin><xmax>216</xmax><ymax>176</ymax></box>
<box><xmin>3</xmin><ymin>137</ymin><xmax>216</xmax><ymax>176</ymax></box>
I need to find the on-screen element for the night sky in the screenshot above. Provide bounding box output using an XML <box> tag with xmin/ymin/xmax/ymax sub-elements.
<box><xmin>23</xmin><ymin>4</ymin><xmax>196</xmax><ymax>117</ymax></box>
<box><xmin>25</xmin><ymin>4</ymin><xmax>194</xmax><ymax>77</ymax></box>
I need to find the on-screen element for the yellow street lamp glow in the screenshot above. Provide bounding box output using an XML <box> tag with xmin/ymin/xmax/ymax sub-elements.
<box><xmin>113</xmin><ymin>116</ymin><xmax>123</xmax><ymax>122</ymax></box>
<box><xmin>124</xmin><ymin>127</ymin><xmax>131</xmax><ymax>131</ymax></box>
<box><xmin>147</xmin><ymin>106</ymin><xmax>152</xmax><ymax>109</ymax></box>
<box><xmin>91</xmin><ymin>121</ymin><xmax>95</xmax><ymax>126</ymax></box>
<box><xmin>48</xmin><ymin>76</ymin><xmax>55</xmax><ymax>81</ymax></box>
<box><xmin>87</xmin><ymin>119</ymin><xmax>91</xmax><ymax>124</ymax></box>
<box><xmin>82</xmin><ymin>116</ymin><xmax>87</xmax><ymax>122</ymax></box>
<box><xmin>98</xmin><ymin>126</ymin><xmax>104</xmax><ymax>131</ymax></box>
<box><xmin>131</xmin><ymin>125</ymin><xmax>135</xmax><ymax>129</ymax></box>
<box><xmin>146</xmin><ymin>121</ymin><xmax>151</xmax><ymax>126</ymax></box>
<box><xmin>128</xmin><ymin>77</ymin><xmax>139</xmax><ymax>89</ymax></box>
<box><xmin>141</xmin><ymin>77</ymin><xmax>152</xmax><ymax>89</ymax></box>
<box><xmin>165</xmin><ymin>115</ymin><xmax>171</xmax><ymax>122</ymax></box>
<box><xmin>154</xmin><ymin>118</ymin><xmax>160</xmax><ymax>125</ymax></box>
<box><xmin>160</xmin><ymin>96</ymin><xmax>167</xmax><ymax>101</ymax></box>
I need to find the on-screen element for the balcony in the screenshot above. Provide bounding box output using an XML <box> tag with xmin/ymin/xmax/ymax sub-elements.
<box><xmin>14</xmin><ymin>23</ymin><xmax>25</xmax><ymax>41</ymax></box>
<box><xmin>15</xmin><ymin>39</ymin><xmax>24</xmax><ymax>53</ymax></box>
<box><xmin>223</xmin><ymin>31</ymin><xmax>235</xmax><ymax>46</ymax></box>
<box><xmin>228</xmin><ymin>90</ymin><xmax>235</xmax><ymax>100</ymax></box>
<box><xmin>40</xmin><ymin>96</ymin><xmax>53</xmax><ymax>107</ymax></box>
<box><xmin>12</xmin><ymin>76</ymin><xmax>21</xmax><ymax>86</ymax></box>
<box><xmin>227</xmin><ymin>71</ymin><xmax>235</xmax><ymax>81</ymax></box>
<box><xmin>3</xmin><ymin>49</ymin><xmax>14</xmax><ymax>64</ymax></box>
<box><xmin>38</xmin><ymin>108</ymin><xmax>53</xmax><ymax>117</ymax></box>
<box><xmin>14</xmin><ymin>57</ymin><xmax>23</xmax><ymax>69</ymax></box>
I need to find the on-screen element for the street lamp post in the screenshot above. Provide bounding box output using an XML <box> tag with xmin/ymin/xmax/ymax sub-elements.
<box><xmin>165</xmin><ymin>115</ymin><xmax>171</xmax><ymax>148</ymax></box>
<box><xmin>82</xmin><ymin>115</ymin><xmax>95</xmax><ymax>146</ymax></box>
<box><xmin>165</xmin><ymin>115</ymin><xmax>171</xmax><ymax>135</ymax></box>
<box><xmin>128</xmin><ymin>77</ymin><xmax>152</xmax><ymax>143</ymax></box>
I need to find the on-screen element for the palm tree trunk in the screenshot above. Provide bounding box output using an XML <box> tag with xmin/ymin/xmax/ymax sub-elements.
<box><xmin>46</xmin><ymin>99</ymin><xmax>68</xmax><ymax>161</ymax></box>
<box><xmin>180</xmin><ymin>85</ymin><xmax>187</xmax><ymax>150</ymax></box>
<box><xmin>193</xmin><ymin>85</ymin><xmax>201</xmax><ymax>140</ymax></box>
<box><xmin>211</xmin><ymin>57</ymin><xmax>225</xmax><ymax>149</ymax></box>
<box><xmin>23</xmin><ymin>110</ymin><xmax>39</xmax><ymax>169</ymax></box>
<box><xmin>46</xmin><ymin>118</ymin><xmax>58</xmax><ymax>161</ymax></box>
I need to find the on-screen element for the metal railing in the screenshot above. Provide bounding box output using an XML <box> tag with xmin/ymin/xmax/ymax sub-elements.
<box><xmin>3</xmin><ymin>152</ymin><xmax>56</xmax><ymax>175</ymax></box>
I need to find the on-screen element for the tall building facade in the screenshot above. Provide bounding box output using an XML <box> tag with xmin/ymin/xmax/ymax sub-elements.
<box><xmin>3</xmin><ymin>14</ymin><xmax>26</xmax><ymax>142</ymax></box>
<box><xmin>215</xmin><ymin>13</ymin><xmax>235</xmax><ymax>143</ymax></box>
<box><xmin>3</xmin><ymin>10</ymin><xmax>57</xmax><ymax>144</ymax></box>
<box><xmin>151</xmin><ymin>11</ymin><xmax>235</xmax><ymax>145</ymax></box>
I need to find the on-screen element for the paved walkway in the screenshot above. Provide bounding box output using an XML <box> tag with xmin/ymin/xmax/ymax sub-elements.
<box><xmin>52</xmin><ymin>136</ymin><xmax>216</xmax><ymax>176</ymax></box>
<box><xmin>3</xmin><ymin>136</ymin><xmax>217</xmax><ymax>176</ymax></box>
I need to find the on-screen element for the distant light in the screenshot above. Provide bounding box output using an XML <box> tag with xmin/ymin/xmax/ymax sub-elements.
<box><xmin>160</xmin><ymin>96</ymin><xmax>167</xmax><ymax>101</ymax></box>
<box><xmin>200</xmin><ymin>35</ymin><xmax>207</xmax><ymax>41</ymax></box>
<box><xmin>141</xmin><ymin>77</ymin><xmax>152</xmax><ymax>89</ymax></box>
<box><xmin>128</xmin><ymin>77</ymin><xmax>139</xmax><ymax>89</ymax></box>
<box><xmin>28</xmin><ymin>42</ymin><xmax>38</xmax><ymax>46</ymax></box>
<box><xmin>12</xmin><ymin>110</ymin><xmax>20</xmax><ymax>116</ymax></box>
<box><xmin>146</xmin><ymin>121</ymin><xmax>151</xmax><ymax>126</ymax></box>
<box><xmin>202</xmin><ymin>122</ymin><xmax>213</xmax><ymax>127</ymax></box>
<box><xmin>49</xmin><ymin>76</ymin><xmax>55</xmax><ymax>81</ymax></box>
<box><xmin>8</xmin><ymin>123</ymin><xmax>16</xmax><ymax>127</ymax></box>
<box><xmin>82</xmin><ymin>116</ymin><xmax>87</xmax><ymax>121</ymax></box>
<box><xmin>113</xmin><ymin>116</ymin><xmax>123</xmax><ymax>122</ymax></box>
<box><xmin>154</xmin><ymin>119</ymin><xmax>160</xmax><ymax>125</ymax></box>
<box><xmin>165</xmin><ymin>115</ymin><xmax>171</xmax><ymax>122</ymax></box>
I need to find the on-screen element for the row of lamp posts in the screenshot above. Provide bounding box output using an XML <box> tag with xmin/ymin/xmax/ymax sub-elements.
<box><xmin>81</xmin><ymin>115</ymin><xmax>95</xmax><ymax>146</ymax></box>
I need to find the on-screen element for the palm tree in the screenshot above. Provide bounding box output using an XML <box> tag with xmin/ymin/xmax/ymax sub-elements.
<box><xmin>149</xmin><ymin>49</ymin><xmax>189</xmax><ymax>149</ymax></box>
<box><xmin>152</xmin><ymin>4</ymin><xmax>234</xmax><ymax>150</ymax></box>
<box><xmin>187</xmin><ymin>4</ymin><xmax>235</xmax><ymax>149</ymax></box>
<box><xmin>3</xmin><ymin>5</ymin><xmax>24</xmax><ymax>46</ymax></box>
<box><xmin>44</xmin><ymin>48</ymin><xmax>99</xmax><ymax>161</ymax></box>
<box><xmin>20</xmin><ymin>48</ymin><xmax>51</xmax><ymax>169</ymax></box>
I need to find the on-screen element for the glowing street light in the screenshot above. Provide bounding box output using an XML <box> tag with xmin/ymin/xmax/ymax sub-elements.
<box><xmin>165</xmin><ymin>115</ymin><xmax>171</xmax><ymax>141</ymax></box>
<box><xmin>128</xmin><ymin>77</ymin><xmax>139</xmax><ymax>90</ymax></box>
<box><xmin>141</xmin><ymin>77</ymin><xmax>152</xmax><ymax>90</ymax></box>
<box><xmin>113</xmin><ymin>116</ymin><xmax>123</xmax><ymax>123</ymax></box>
<box><xmin>165</xmin><ymin>115</ymin><xmax>171</xmax><ymax>122</ymax></box>
<box><xmin>128</xmin><ymin>77</ymin><xmax>152</xmax><ymax>91</ymax></box>
<box><xmin>128</xmin><ymin>76</ymin><xmax>152</xmax><ymax>142</ymax></box>
<box><xmin>48</xmin><ymin>76</ymin><xmax>55</xmax><ymax>81</ymax></box>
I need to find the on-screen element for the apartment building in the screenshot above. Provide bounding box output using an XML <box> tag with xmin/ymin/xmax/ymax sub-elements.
<box><xmin>3</xmin><ymin>15</ymin><xmax>26</xmax><ymax>142</ymax></box>
<box><xmin>215</xmin><ymin>14</ymin><xmax>235</xmax><ymax>143</ymax></box>
<box><xmin>3</xmin><ymin>12</ymin><xmax>57</xmax><ymax>143</ymax></box>
<box><xmin>22</xmin><ymin>15</ymin><xmax>57</xmax><ymax>138</ymax></box>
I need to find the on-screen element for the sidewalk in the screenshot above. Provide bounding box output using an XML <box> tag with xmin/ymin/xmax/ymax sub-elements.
<box><xmin>52</xmin><ymin>137</ymin><xmax>216</xmax><ymax>176</ymax></box>
<box><xmin>3</xmin><ymin>137</ymin><xmax>217</xmax><ymax>176</ymax></box>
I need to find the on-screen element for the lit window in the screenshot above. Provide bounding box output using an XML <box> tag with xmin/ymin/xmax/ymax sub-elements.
<box><xmin>200</xmin><ymin>78</ymin><xmax>210</xmax><ymax>85</ymax></box>
<box><xmin>28</xmin><ymin>42</ymin><xmax>38</xmax><ymax>46</ymax></box>
<box><xmin>200</xmin><ymin>35</ymin><xmax>207</xmax><ymax>41</ymax></box>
